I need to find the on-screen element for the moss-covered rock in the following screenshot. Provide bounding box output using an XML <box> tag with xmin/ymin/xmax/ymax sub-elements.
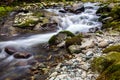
<box><xmin>48</xmin><ymin>31</ymin><xmax>75</xmax><ymax>46</ymax></box>
<box><xmin>101</xmin><ymin>4</ymin><xmax>120</xmax><ymax>31</ymax></box>
<box><xmin>13</xmin><ymin>12</ymin><xmax>40</xmax><ymax>28</ymax></box>
<box><xmin>92</xmin><ymin>52</ymin><xmax>120</xmax><ymax>80</ymax></box>
<box><xmin>59</xmin><ymin>31</ymin><xmax>75</xmax><ymax>37</ymax></box>
<box><xmin>65</xmin><ymin>34</ymin><xmax>82</xmax><ymax>47</ymax></box>
<box><xmin>96</xmin><ymin>4</ymin><xmax>111</xmax><ymax>14</ymax></box>
<box><xmin>92</xmin><ymin>43</ymin><xmax>120</xmax><ymax>80</ymax></box>
<box><xmin>103</xmin><ymin>44</ymin><xmax>120</xmax><ymax>53</ymax></box>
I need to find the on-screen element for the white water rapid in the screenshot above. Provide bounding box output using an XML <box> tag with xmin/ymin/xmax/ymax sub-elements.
<box><xmin>0</xmin><ymin>2</ymin><xmax>102</xmax><ymax>52</ymax></box>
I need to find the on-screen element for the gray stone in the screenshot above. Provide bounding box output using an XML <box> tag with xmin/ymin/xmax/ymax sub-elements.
<box><xmin>98</xmin><ymin>40</ymin><xmax>109</xmax><ymax>48</ymax></box>
<box><xmin>50</xmin><ymin>72</ymin><xmax>58</xmax><ymax>77</ymax></box>
<box><xmin>68</xmin><ymin>45</ymin><xmax>81</xmax><ymax>53</ymax></box>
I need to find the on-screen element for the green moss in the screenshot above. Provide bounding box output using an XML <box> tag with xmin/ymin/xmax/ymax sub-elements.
<box><xmin>48</xmin><ymin>31</ymin><xmax>75</xmax><ymax>45</ymax></box>
<box><xmin>65</xmin><ymin>34</ymin><xmax>82</xmax><ymax>47</ymax></box>
<box><xmin>110</xmin><ymin>5</ymin><xmax>120</xmax><ymax>20</ymax></box>
<box><xmin>103</xmin><ymin>45</ymin><xmax>120</xmax><ymax>53</ymax></box>
<box><xmin>96</xmin><ymin>4</ymin><xmax>111</xmax><ymax>14</ymax></box>
<box><xmin>92</xmin><ymin>57</ymin><xmax>113</xmax><ymax>73</ymax></box>
<box><xmin>32</xmin><ymin>12</ymin><xmax>44</xmax><ymax>17</ymax></box>
<box><xmin>0</xmin><ymin>6</ymin><xmax>13</xmax><ymax>17</ymax></box>
<box><xmin>59</xmin><ymin>31</ymin><xmax>75</xmax><ymax>37</ymax></box>
<box><xmin>92</xmin><ymin>52</ymin><xmax>120</xmax><ymax>80</ymax></box>
<box><xmin>101</xmin><ymin>4</ymin><xmax>120</xmax><ymax>31</ymax></box>
<box><xmin>48</xmin><ymin>35</ymin><xmax>57</xmax><ymax>45</ymax></box>
<box><xmin>18</xmin><ymin>19</ymin><xmax>39</xmax><ymax>27</ymax></box>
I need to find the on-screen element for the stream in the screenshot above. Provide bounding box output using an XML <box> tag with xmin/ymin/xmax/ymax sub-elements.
<box><xmin>0</xmin><ymin>2</ymin><xmax>102</xmax><ymax>80</ymax></box>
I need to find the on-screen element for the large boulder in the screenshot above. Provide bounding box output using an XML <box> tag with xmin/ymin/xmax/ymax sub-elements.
<box><xmin>48</xmin><ymin>31</ymin><xmax>75</xmax><ymax>46</ymax></box>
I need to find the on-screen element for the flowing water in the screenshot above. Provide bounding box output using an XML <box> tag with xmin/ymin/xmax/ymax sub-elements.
<box><xmin>0</xmin><ymin>2</ymin><xmax>102</xmax><ymax>80</ymax></box>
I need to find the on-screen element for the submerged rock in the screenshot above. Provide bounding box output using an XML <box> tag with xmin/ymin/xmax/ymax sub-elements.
<box><xmin>5</xmin><ymin>47</ymin><xmax>17</xmax><ymax>55</ymax></box>
<box><xmin>14</xmin><ymin>52</ymin><xmax>32</xmax><ymax>59</ymax></box>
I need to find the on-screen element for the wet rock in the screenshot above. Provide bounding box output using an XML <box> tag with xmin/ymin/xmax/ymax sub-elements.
<box><xmin>64</xmin><ymin>2</ymin><xmax>85</xmax><ymax>14</ymax></box>
<box><xmin>96</xmin><ymin>4</ymin><xmax>111</xmax><ymax>14</ymax></box>
<box><xmin>0</xmin><ymin>49</ymin><xmax>2</xmax><ymax>53</ymax></box>
<box><xmin>16</xmin><ymin>9</ymin><xmax>29</xmax><ymax>14</ymax></box>
<box><xmin>98</xmin><ymin>40</ymin><xmax>109</xmax><ymax>48</ymax></box>
<box><xmin>5</xmin><ymin>47</ymin><xmax>17</xmax><ymax>55</ymax></box>
<box><xmin>59</xmin><ymin>10</ymin><xmax>66</xmax><ymax>13</ymax></box>
<box><xmin>15</xmin><ymin>61</ymin><xmax>28</xmax><ymax>66</ymax></box>
<box><xmin>14</xmin><ymin>52</ymin><xmax>31</xmax><ymax>59</ymax></box>
<box><xmin>40</xmin><ymin>23</ymin><xmax>58</xmax><ymax>32</ymax></box>
<box><xmin>50</xmin><ymin>16</ymin><xmax>62</xmax><ymax>24</ymax></box>
<box><xmin>71</xmin><ymin>2</ymin><xmax>85</xmax><ymax>14</ymax></box>
<box><xmin>33</xmin><ymin>23</ymin><xmax>42</xmax><ymax>30</ymax></box>
<box><xmin>68</xmin><ymin>45</ymin><xmax>81</xmax><ymax>53</ymax></box>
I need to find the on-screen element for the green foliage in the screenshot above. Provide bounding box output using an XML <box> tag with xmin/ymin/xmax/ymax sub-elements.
<box><xmin>103</xmin><ymin>45</ymin><xmax>120</xmax><ymax>53</ymax></box>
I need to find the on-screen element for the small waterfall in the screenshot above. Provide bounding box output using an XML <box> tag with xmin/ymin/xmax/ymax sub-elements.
<box><xmin>0</xmin><ymin>2</ymin><xmax>102</xmax><ymax>53</ymax></box>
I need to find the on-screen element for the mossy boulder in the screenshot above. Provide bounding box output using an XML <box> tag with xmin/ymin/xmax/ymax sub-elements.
<box><xmin>92</xmin><ymin>44</ymin><xmax>120</xmax><ymax>80</ymax></box>
<box><xmin>92</xmin><ymin>52</ymin><xmax>120</xmax><ymax>80</ymax></box>
<box><xmin>13</xmin><ymin>12</ymin><xmax>40</xmax><ymax>28</ymax></box>
<box><xmin>48</xmin><ymin>31</ymin><xmax>75</xmax><ymax>46</ymax></box>
<box><xmin>96</xmin><ymin>4</ymin><xmax>111</xmax><ymax>14</ymax></box>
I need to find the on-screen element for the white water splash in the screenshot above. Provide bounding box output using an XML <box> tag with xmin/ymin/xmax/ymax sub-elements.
<box><xmin>0</xmin><ymin>2</ymin><xmax>102</xmax><ymax>49</ymax></box>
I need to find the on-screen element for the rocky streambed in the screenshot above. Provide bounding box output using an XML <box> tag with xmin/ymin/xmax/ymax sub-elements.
<box><xmin>0</xmin><ymin>1</ymin><xmax>120</xmax><ymax>80</ymax></box>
